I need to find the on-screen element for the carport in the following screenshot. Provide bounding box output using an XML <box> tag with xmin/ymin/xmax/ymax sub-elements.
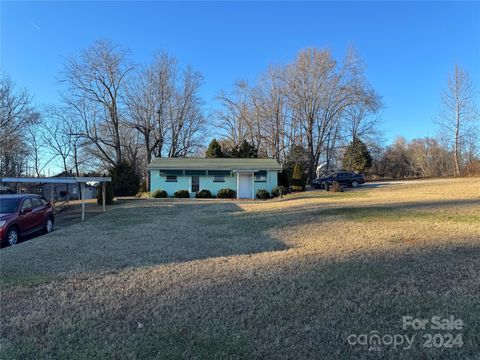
<box><xmin>0</xmin><ymin>177</ymin><xmax>111</xmax><ymax>221</ymax></box>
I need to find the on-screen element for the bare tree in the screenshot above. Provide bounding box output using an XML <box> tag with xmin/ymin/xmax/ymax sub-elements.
<box><xmin>215</xmin><ymin>81</ymin><xmax>253</xmax><ymax>149</ymax></box>
<box><xmin>251</xmin><ymin>67</ymin><xmax>291</xmax><ymax>161</ymax></box>
<box><xmin>166</xmin><ymin>66</ymin><xmax>206</xmax><ymax>157</ymax></box>
<box><xmin>63</xmin><ymin>112</ymin><xmax>89</xmax><ymax>176</ymax></box>
<box><xmin>0</xmin><ymin>74</ymin><xmax>39</xmax><ymax>176</ymax></box>
<box><xmin>41</xmin><ymin>106</ymin><xmax>78</xmax><ymax>175</ymax></box>
<box><xmin>341</xmin><ymin>93</ymin><xmax>382</xmax><ymax>171</ymax></box>
<box><xmin>61</xmin><ymin>40</ymin><xmax>133</xmax><ymax>167</ymax></box>
<box><xmin>121</xmin><ymin>126</ymin><xmax>145</xmax><ymax>176</ymax></box>
<box><xmin>0</xmin><ymin>75</ymin><xmax>36</xmax><ymax>140</ymax></box>
<box><xmin>463</xmin><ymin>125</ymin><xmax>480</xmax><ymax>175</ymax></box>
<box><xmin>125</xmin><ymin>53</ymin><xmax>175</xmax><ymax>166</ymax></box>
<box><xmin>282</xmin><ymin>48</ymin><xmax>363</xmax><ymax>181</ymax></box>
<box><xmin>214</xmin><ymin>48</ymin><xmax>381</xmax><ymax>179</ymax></box>
<box><xmin>124</xmin><ymin>52</ymin><xmax>206</xmax><ymax>188</ymax></box>
<box><xmin>26</xmin><ymin>125</ymin><xmax>55</xmax><ymax>177</ymax></box>
<box><xmin>437</xmin><ymin>65</ymin><xmax>478</xmax><ymax>176</ymax></box>
<box><xmin>408</xmin><ymin>137</ymin><xmax>451</xmax><ymax>177</ymax></box>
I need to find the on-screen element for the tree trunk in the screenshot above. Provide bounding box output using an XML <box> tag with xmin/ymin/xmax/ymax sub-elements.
<box><xmin>145</xmin><ymin>133</ymin><xmax>152</xmax><ymax>192</ymax></box>
<box><xmin>454</xmin><ymin>104</ymin><xmax>461</xmax><ymax>176</ymax></box>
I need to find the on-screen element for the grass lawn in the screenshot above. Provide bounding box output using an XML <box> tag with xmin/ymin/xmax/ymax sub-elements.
<box><xmin>1</xmin><ymin>178</ymin><xmax>479</xmax><ymax>359</ymax></box>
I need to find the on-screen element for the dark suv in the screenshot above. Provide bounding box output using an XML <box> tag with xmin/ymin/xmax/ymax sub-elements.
<box><xmin>0</xmin><ymin>194</ymin><xmax>54</xmax><ymax>247</ymax></box>
<box><xmin>312</xmin><ymin>172</ymin><xmax>365</xmax><ymax>189</ymax></box>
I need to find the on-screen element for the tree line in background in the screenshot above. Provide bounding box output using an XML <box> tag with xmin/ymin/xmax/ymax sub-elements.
<box><xmin>1</xmin><ymin>40</ymin><xmax>479</xmax><ymax>196</ymax></box>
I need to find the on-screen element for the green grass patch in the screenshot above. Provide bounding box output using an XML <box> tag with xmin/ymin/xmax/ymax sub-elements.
<box><xmin>281</xmin><ymin>190</ymin><xmax>370</xmax><ymax>201</ymax></box>
<box><xmin>317</xmin><ymin>207</ymin><xmax>480</xmax><ymax>224</ymax></box>
<box><xmin>0</xmin><ymin>340</ymin><xmax>38</xmax><ymax>360</ymax></box>
<box><xmin>1</xmin><ymin>322</ymin><xmax>251</xmax><ymax>360</ymax></box>
<box><xmin>0</xmin><ymin>272</ymin><xmax>50</xmax><ymax>288</ymax></box>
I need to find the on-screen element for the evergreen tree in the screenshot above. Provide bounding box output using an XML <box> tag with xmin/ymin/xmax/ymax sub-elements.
<box><xmin>284</xmin><ymin>144</ymin><xmax>309</xmax><ymax>181</ymax></box>
<box><xmin>97</xmin><ymin>180</ymin><xmax>114</xmax><ymax>205</ymax></box>
<box><xmin>230</xmin><ymin>140</ymin><xmax>258</xmax><ymax>158</ymax></box>
<box><xmin>205</xmin><ymin>138</ymin><xmax>224</xmax><ymax>158</ymax></box>
<box><xmin>291</xmin><ymin>163</ymin><xmax>305</xmax><ymax>191</ymax></box>
<box><xmin>109</xmin><ymin>161</ymin><xmax>140</xmax><ymax>196</ymax></box>
<box><xmin>343</xmin><ymin>137</ymin><xmax>372</xmax><ymax>173</ymax></box>
<box><xmin>283</xmin><ymin>144</ymin><xmax>309</xmax><ymax>178</ymax></box>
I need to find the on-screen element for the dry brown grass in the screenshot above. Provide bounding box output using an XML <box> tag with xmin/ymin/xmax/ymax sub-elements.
<box><xmin>0</xmin><ymin>178</ymin><xmax>479</xmax><ymax>359</ymax></box>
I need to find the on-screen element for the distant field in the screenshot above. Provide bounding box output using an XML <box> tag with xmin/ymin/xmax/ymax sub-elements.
<box><xmin>0</xmin><ymin>178</ymin><xmax>479</xmax><ymax>359</ymax></box>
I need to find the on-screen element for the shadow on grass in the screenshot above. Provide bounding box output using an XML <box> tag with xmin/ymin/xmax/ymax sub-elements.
<box><xmin>1</xmin><ymin>243</ymin><xmax>479</xmax><ymax>359</ymax></box>
<box><xmin>0</xmin><ymin>201</ymin><xmax>286</xmax><ymax>287</ymax></box>
<box><xmin>1</xmin><ymin>197</ymin><xmax>479</xmax><ymax>289</ymax></box>
<box><xmin>271</xmin><ymin>189</ymin><xmax>369</xmax><ymax>203</ymax></box>
<box><xmin>234</xmin><ymin>197</ymin><xmax>480</xmax><ymax>220</ymax></box>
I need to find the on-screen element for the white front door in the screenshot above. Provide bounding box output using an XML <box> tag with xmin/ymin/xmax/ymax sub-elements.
<box><xmin>238</xmin><ymin>173</ymin><xmax>252</xmax><ymax>199</ymax></box>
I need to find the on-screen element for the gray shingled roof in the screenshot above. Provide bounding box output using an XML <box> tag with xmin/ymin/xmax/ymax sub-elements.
<box><xmin>148</xmin><ymin>158</ymin><xmax>282</xmax><ymax>171</ymax></box>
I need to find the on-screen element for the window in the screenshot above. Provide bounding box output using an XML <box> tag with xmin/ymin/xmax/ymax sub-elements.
<box><xmin>30</xmin><ymin>197</ymin><xmax>42</xmax><ymax>208</ymax></box>
<box><xmin>0</xmin><ymin>199</ymin><xmax>19</xmax><ymax>213</ymax></box>
<box><xmin>254</xmin><ymin>170</ymin><xmax>267</xmax><ymax>182</ymax></box>
<box><xmin>191</xmin><ymin>176</ymin><xmax>199</xmax><ymax>192</ymax></box>
<box><xmin>166</xmin><ymin>175</ymin><xmax>177</xmax><ymax>182</ymax></box>
<box><xmin>213</xmin><ymin>176</ymin><xmax>225</xmax><ymax>182</ymax></box>
<box><xmin>21</xmin><ymin>198</ymin><xmax>32</xmax><ymax>210</ymax></box>
<box><xmin>254</xmin><ymin>174</ymin><xmax>267</xmax><ymax>182</ymax></box>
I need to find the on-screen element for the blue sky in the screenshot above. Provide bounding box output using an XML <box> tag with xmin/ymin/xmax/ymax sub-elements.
<box><xmin>2</xmin><ymin>1</ymin><xmax>479</xmax><ymax>143</ymax></box>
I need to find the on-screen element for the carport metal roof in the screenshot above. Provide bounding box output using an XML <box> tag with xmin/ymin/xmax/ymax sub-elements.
<box><xmin>0</xmin><ymin>177</ymin><xmax>112</xmax><ymax>221</ymax></box>
<box><xmin>0</xmin><ymin>177</ymin><xmax>111</xmax><ymax>184</ymax></box>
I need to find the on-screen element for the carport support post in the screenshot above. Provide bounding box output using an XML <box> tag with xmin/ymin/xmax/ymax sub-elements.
<box><xmin>102</xmin><ymin>182</ymin><xmax>106</xmax><ymax>213</ymax></box>
<box><xmin>251</xmin><ymin>173</ymin><xmax>255</xmax><ymax>199</ymax></box>
<box><xmin>236</xmin><ymin>173</ymin><xmax>240</xmax><ymax>199</ymax></box>
<box><xmin>81</xmin><ymin>182</ymin><xmax>85</xmax><ymax>221</ymax></box>
<box><xmin>51</xmin><ymin>183</ymin><xmax>54</xmax><ymax>211</ymax></box>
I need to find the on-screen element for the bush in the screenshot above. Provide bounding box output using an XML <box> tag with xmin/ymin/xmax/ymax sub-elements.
<box><xmin>135</xmin><ymin>191</ymin><xmax>151</xmax><ymax>199</ymax></box>
<box><xmin>110</xmin><ymin>161</ymin><xmax>140</xmax><ymax>196</ymax></box>
<box><xmin>217</xmin><ymin>188</ymin><xmax>236</xmax><ymax>199</ymax></box>
<box><xmin>330</xmin><ymin>181</ymin><xmax>344</xmax><ymax>192</ymax></box>
<box><xmin>96</xmin><ymin>182</ymin><xmax>114</xmax><ymax>205</ymax></box>
<box><xmin>256</xmin><ymin>189</ymin><xmax>270</xmax><ymax>199</ymax></box>
<box><xmin>196</xmin><ymin>189</ymin><xmax>213</xmax><ymax>198</ymax></box>
<box><xmin>139</xmin><ymin>179</ymin><xmax>148</xmax><ymax>193</ymax></box>
<box><xmin>271</xmin><ymin>186</ymin><xmax>287</xmax><ymax>197</ymax></box>
<box><xmin>152</xmin><ymin>189</ymin><xmax>168</xmax><ymax>198</ymax></box>
<box><xmin>174</xmin><ymin>189</ymin><xmax>190</xmax><ymax>198</ymax></box>
<box><xmin>291</xmin><ymin>163</ymin><xmax>306</xmax><ymax>191</ymax></box>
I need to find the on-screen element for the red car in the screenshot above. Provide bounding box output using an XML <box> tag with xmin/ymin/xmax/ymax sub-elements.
<box><xmin>0</xmin><ymin>194</ymin><xmax>54</xmax><ymax>247</ymax></box>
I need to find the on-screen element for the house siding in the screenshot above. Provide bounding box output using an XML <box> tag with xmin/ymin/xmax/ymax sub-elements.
<box><xmin>150</xmin><ymin>172</ymin><xmax>191</xmax><ymax>197</ymax></box>
<box><xmin>253</xmin><ymin>170</ymin><xmax>278</xmax><ymax>195</ymax></box>
<box><xmin>150</xmin><ymin>170</ymin><xmax>278</xmax><ymax>198</ymax></box>
<box><xmin>199</xmin><ymin>175</ymin><xmax>237</xmax><ymax>196</ymax></box>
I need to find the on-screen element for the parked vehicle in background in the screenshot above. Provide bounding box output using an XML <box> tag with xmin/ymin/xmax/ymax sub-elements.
<box><xmin>311</xmin><ymin>172</ymin><xmax>366</xmax><ymax>189</ymax></box>
<box><xmin>0</xmin><ymin>194</ymin><xmax>54</xmax><ymax>247</ymax></box>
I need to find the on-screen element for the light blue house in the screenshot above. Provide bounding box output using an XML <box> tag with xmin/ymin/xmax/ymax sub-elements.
<box><xmin>148</xmin><ymin>158</ymin><xmax>282</xmax><ymax>199</ymax></box>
